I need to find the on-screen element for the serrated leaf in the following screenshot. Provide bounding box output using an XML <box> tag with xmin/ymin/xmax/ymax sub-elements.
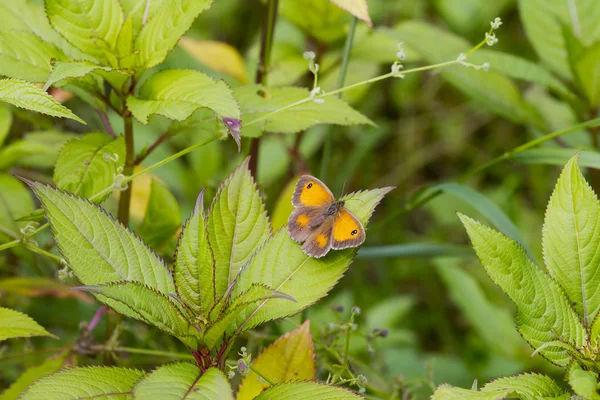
<box><xmin>231</xmin><ymin>187</ymin><xmax>393</xmax><ymax>332</ymax></box>
<box><xmin>174</xmin><ymin>190</ymin><xmax>215</xmax><ymax>316</ymax></box>
<box><xmin>542</xmin><ymin>156</ymin><xmax>600</xmax><ymax>327</ymax></box>
<box><xmin>32</xmin><ymin>182</ymin><xmax>175</xmax><ymax>293</ymax></box>
<box><xmin>207</xmin><ymin>158</ymin><xmax>270</xmax><ymax>301</ymax></box>
<box><xmin>431</xmin><ymin>385</ymin><xmax>509</xmax><ymax>400</ymax></box>
<box><xmin>136</xmin><ymin>179</ymin><xmax>181</xmax><ymax>249</ymax></box>
<box><xmin>134</xmin><ymin>364</ymin><xmax>233</xmax><ymax>400</ymax></box>
<box><xmin>460</xmin><ymin>214</ymin><xmax>588</xmax><ymax>366</ymax></box>
<box><xmin>79</xmin><ymin>281</ymin><xmax>200</xmax><ymax>348</ymax></box>
<box><xmin>126</xmin><ymin>69</ymin><xmax>240</xmax><ymax>142</ymax></box>
<box><xmin>0</xmin><ymin>175</ymin><xmax>34</xmax><ymax>243</ymax></box>
<box><xmin>203</xmin><ymin>284</ymin><xmax>294</xmax><ymax>348</ymax></box>
<box><xmin>20</xmin><ymin>366</ymin><xmax>145</xmax><ymax>400</ymax></box>
<box><xmin>568</xmin><ymin>363</ymin><xmax>600</xmax><ymax>400</ymax></box>
<box><xmin>0</xmin><ymin>29</ymin><xmax>66</xmax><ymax>82</ymax></box>
<box><xmin>237</xmin><ymin>321</ymin><xmax>315</xmax><ymax>400</ymax></box>
<box><xmin>329</xmin><ymin>0</ymin><xmax>371</xmax><ymax>26</ymax></box>
<box><xmin>236</xmin><ymin>85</ymin><xmax>373</xmax><ymax>137</ymax></box>
<box><xmin>53</xmin><ymin>133</ymin><xmax>125</xmax><ymax>203</ymax></box>
<box><xmin>0</xmin><ymin>352</ymin><xmax>68</xmax><ymax>400</ymax></box>
<box><xmin>133</xmin><ymin>0</ymin><xmax>212</xmax><ymax>68</ymax></box>
<box><xmin>179</xmin><ymin>37</ymin><xmax>248</xmax><ymax>83</ymax></box>
<box><xmin>0</xmin><ymin>79</ymin><xmax>85</xmax><ymax>124</ymax></box>
<box><xmin>44</xmin><ymin>0</ymin><xmax>124</xmax><ymax>60</ymax></box>
<box><xmin>254</xmin><ymin>382</ymin><xmax>364</xmax><ymax>400</ymax></box>
<box><xmin>0</xmin><ymin>307</ymin><xmax>56</xmax><ymax>341</ymax></box>
<box><xmin>392</xmin><ymin>21</ymin><xmax>529</xmax><ymax>124</ymax></box>
<box><xmin>43</xmin><ymin>61</ymin><xmax>130</xmax><ymax>91</ymax></box>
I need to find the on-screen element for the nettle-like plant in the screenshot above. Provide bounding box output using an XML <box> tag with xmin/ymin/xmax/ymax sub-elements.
<box><xmin>432</xmin><ymin>155</ymin><xmax>600</xmax><ymax>399</ymax></box>
<box><xmin>17</xmin><ymin>158</ymin><xmax>391</xmax><ymax>398</ymax></box>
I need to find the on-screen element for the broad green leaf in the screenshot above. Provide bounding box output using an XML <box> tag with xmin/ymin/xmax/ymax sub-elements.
<box><xmin>236</xmin><ymin>85</ymin><xmax>373</xmax><ymax>137</ymax></box>
<box><xmin>568</xmin><ymin>363</ymin><xmax>600</xmax><ymax>400</ymax></box>
<box><xmin>203</xmin><ymin>284</ymin><xmax>294</xmax><ymax>348</ymax></box>
<box><xmin>207</xmin><ymin>158</ymin><xmax>270</xmax><ymax>301</ymax></box>
<box><xmin>44</xmin><ymin>0</ymin><xmax>124</xmax><ymax>60</ymax></box>
<box><xmin>43</xmin><ymin>61</ymin><xmax>130</xmax><ymax>91</ymax></box>
<box><xmin>232</xmin><ymin>187</ymin><xmax>393</xmax><ymax>332</ymax></box>
<box><xmin>435</xmin><ymin>258</ymin><xmax>524</xmax><ymax>358</ymax></box>
<box><xmin>133</xmin><ymin>0</ymin><xmax>212</xmax><ymax>68</ymax></box>
<box><xmin>0</xmin><ymin>175</ymin><xmax>34</xmax><ymax>242</ymax></box>
<box><xmin>237</xmin><ymin>321</ymin><xmax>315</xmax><ymax>400</ymax></box>
<box><xmin>460</xmin><ymin>214</ymin><xmax>588</xmax><ymax>366</ymax></box>
<box><xmin>136</xmin><ymin>179</ymin><xmax>181</xmax><ymax>249</ymax></box>
<box><xmin>0</xmin><ymin>307</ymin><xmax>56</xmax><ymax>341</ymax></box>
<box><xmin>119</xmin><ymin>0</ymin><xmax>167</xmax><ymax>37</ymax></box>
<box><xmin>0</xmin><ymin>104</ymin><xmax>11</xmax><ymax>146</ymax></box>
<box><xmin>20</xmin><ymin>366</ymin><xmax>145</xmax><ymax>400</ymax></box>
<box><xmin>0</xmin><ymin>29</ymin><xmax>66</xmax><ymax>82</ymax></box>
<box><xmin>433</xmin><ymin>0</ymin><xmax>511</xmax><ymax>35</ymax></box>
<box><xmin>0</xmin><ymin>79</ymin><xmax>85</xmax><ymax>124</ymax></box>
<box><xmin>279</xmin><ymin>0</ymin><xmax>348</xmax><ymax>43</ymax></box>
<box><xmin>134</xmin><ymin>364</ymin><xmax>233</xmax><ymax>400</ymax></box>
<box><xmin>53</xmin><ymin>133</ymin><xmax>125</xmax><ymax>202</ymax></box>
<box><xmin>357</xmin><ymin>243</ymin><xmax>472</xmax><ymax>259</ymax></box>
<box><xmin>0</xmin><ymin>130</ymin><xmax>76</xmax><ymax>170</ymax></box>
<box><xmin>393</xmin><ymin>21</ymin><xmax>529</xmax><ymax>124</ymax></box>
<box><xmin>329</xmin><ymin>0</ymin><xmax>372</xmax><ymax>27</ymax></box>
<box><xmin>542</xmin><ymin>156</ymin><xmax>600</xmax><ymax>327</ymax></box>
<box><xmin>436</xmin><ymin>183</ymin><xmax>527</xmax><ymax>251</ymax></box>
<box><xmin>513</xmin><ymin>149</ymin><xmax>600</xmax><ymax>170</ymax></box>
<box><xmin>175</xmin><ymin>190</ymin><xmax>216</xmax><ymax>315</ymax></box>
<box><xmin>32</xmin><ymin>183</ymin><xmax>175</xmax><ymax>293</ymax></box>
<box><xmin>0</xmin><ymin>352</ymin><xmax>68</xmax><ymax>400</ymax></box>
<box><xmin>179</xmin><ymin>37</ymin><xmax>248</xmax><ymax>83</ymax></box>
<box><xmin>574</xmin><ymin>43</ymin><xmax>600</xmax><ymax>106</ymax></box>
<box><xmin>79</xmin><ymin>281</ymin><xmax>200</xmax><ymax>348</ymax></box>
<box><xmin>254</xmin><ymin>382</ymin><xmax>364</xmax><ymax>400</ymax></box>
<box><xmin>431</xmin><ymin>385</ymin><xmax>509</xmax><ymax>400</ymax></box>
<box><xmin>115</xmin><ymin>14</ymin><xmax>133</xmax><ymax>60</ymax></box>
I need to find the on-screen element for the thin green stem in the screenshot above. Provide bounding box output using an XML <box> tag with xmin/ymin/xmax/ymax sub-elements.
<box><xmin>249</xmin><ymin>365</ymin><xmax>276</xmax><ymax>386</ymax></box>
<box><xmin>0</xmin><ymin>239</ymin><xmax>19</xmax><ymax>252</ymax></box>
<box><xmin>22</xmin><ymin>242</ymin><xmax>63</xmax><ymax>263</ymax></box>
<box><xmin>118</xmin><ymin>115</ymin><xmax>134</xmax><ymax>226</ymax></box>
<box><xmin>114</xmin><ymin>346</ymin><xmax>195</xmax><ymax>360</ymax></box>
<box><xmin>320</xmin><ymin>16</ymin><xmax>358</xmax><ymax>180</ymax></box>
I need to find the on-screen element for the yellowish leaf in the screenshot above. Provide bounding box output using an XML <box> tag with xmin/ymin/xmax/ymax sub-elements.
<box><xmin>237</xmin><ymin>321</ymin><xmax>315</xmax><ymax>400</ymax></box>
<box><xmin>270</xmin><ymin>174</ymin><xmax>301</xmax><ymax>231</ymax></box>
<box><xmin>329</xmin><ymin>0</ymin><xmax>372</xmax><ymax>27</ymax></box>
<box><xmin>178</xmin><ymin>37</ymin><xmax>248</xmax><ymax>83</ymax></box>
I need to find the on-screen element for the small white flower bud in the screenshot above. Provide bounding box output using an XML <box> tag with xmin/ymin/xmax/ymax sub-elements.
<box><xmin>485</xmin><ymin>32</ymin><xmax>498</xmax><ymax>46</ymax></box>
<box><xmin>482</xmin><ymin>62</ymin><xmax>490</xmax><ymax>72</ymax></box>
<box><xmin>490</xmin><ymin>17</ymin><xmax>502</xmax><ymax>30</ymax></box>
<box><xmin>457</xmin><ymin>53</ymin><xmax>467</xmax><ymax>63</ymax></box>
<box><xmin>303</xmin><ymin>51</ymin><xmax>316</xmax><ymax>61</ymax></box>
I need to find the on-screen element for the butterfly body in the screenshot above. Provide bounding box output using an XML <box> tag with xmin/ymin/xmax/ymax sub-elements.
<box><xmin>287</xmin><ymin>175</ymin><xmax>365</xmax><ymax>258</ymax></box>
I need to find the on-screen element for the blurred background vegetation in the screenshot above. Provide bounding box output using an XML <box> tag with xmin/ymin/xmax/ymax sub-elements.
<box><xmin>2</xmin><ymin>0</ymin><xmax>600</xmax><ymax>398</ymax></box>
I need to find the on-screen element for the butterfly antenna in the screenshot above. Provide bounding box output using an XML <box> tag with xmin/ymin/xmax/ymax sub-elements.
<box><xmin>341</xmin><ymin>180</ymin><xmax>347</xmax><ymax>196</ymax></box>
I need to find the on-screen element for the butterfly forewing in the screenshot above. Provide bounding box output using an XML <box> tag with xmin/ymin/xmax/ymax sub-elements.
<box><xmin>292</xmin><ymin>175</ymin><xmax>335</xmax><ymax>207</ymax></box>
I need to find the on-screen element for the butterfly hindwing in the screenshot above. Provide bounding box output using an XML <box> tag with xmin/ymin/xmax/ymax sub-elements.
<box><xmin>288</xmin><ymin>206</ymin><xmax>329</xmax><ymax>244</ymax></box>
<box><xmin>292</xmin><ymin>175</ymin><xmax>335</xmax><ymax>207</ymax></box>
<box><xmin>331</xmin><ymin>208</ymin><xmax>365</xmax><ymax>250</ymax></box>
<box><xmin>302</xmin><ymin>217</ymin><xmax>334</xmax><ymax>258</ymax></box>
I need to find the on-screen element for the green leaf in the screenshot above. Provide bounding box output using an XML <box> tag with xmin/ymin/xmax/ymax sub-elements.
<box><xmin>573</xmin><ymin>43</ymin><xmax>600</xmax><ymax>106</ymax></box>
<box><xmin>174</xmin><ymin>190</ymin><xmax>215</xmax><ymax>316</ymax></box>
<box><xmin>0</xmin><ymin>352</ymin><xmax>68</xmax><ymax>400</ymax></box>
<box><xmin>460</xmin><ymin>214</ymin><xmax>588</xmax><ymax>366</ymax></box>
<box><xmin>0</xmin><ymin>29</ymin><xmax>66</xmax><ymax>82</ymax></box>
<box><xmin>235</xmin><ymin>85</ymin><xmax>373</xmax><ymax>137</ymax></box>
<box><xmin>435</xmin><ymin>258</ymin><xmax>524</xmax><ymax>358</ymax></box>
<box><xmin>329</xmin><ymin>0</ymin><xmax>372</xmax><ymax>26</ymax></box>
<box><xmin>543</xmin><ymin>156</ymin><xmax>600</xmax><ymax>327</ymax></box>
<box><xmin>136</xmin><ymin>179</ymin><xmax>181</xmax><ymax>249</ymax></box>
<box><xmin>431</xmin><ymin>385</ymin><xmax>510</xmax><ymax>400</ymax></box>
<box><xmin>20</xmin><ymin>366</ymin><xmax>145</xmax><ymax>400</ymax></box>
<box><xmin>134</xmin><ymin>364</ymin><xmax>233</xmax><ymax>400</ymax></box>
<box><xmin>0</xmin><ymin>307</ymin><xmax>57</xmax><ymax>341</ymax></box>
<box><xmin>0</xmin><ymin>174</ymin><xmax>34</xmax><ymax>242</ymax></box>
<box><xmin>44</xmin><ymin>0</ymin><xmax>124</xmax><ymax>60</ymax></box>
<box><xmin>357</xmin><ymin>243</ymin><xmax>472</xmax><ymax>259</ymax></box>
<box><xmin>0</xmin><ymin>79</ymin><xmax>85</xmax><ymax>124</ymax></box>
<box><xmin>43</xmin><ymin>61</ymin><xmax>130</xmax><ymax>91</ymax></box>
<box><xmin>568</xmin><ymin>363</ymin><xmax>600</xmax><ymax>400</ymax></box>
<box><xmin>0</xmin><ymin>130</ymin><xmax>76</xmax><ymax>170</ymax></box>
<box><xmin>0</xmin><ymin>104</ymin><xmax>12</xmax><ymax>147</ymax></box>
<box><xmin>32</xmin><ymin>182</ymin><xmax>175</xmax><ymax>293</ymax></box>
<box><xmin>203</xmin><ymin>284</ymin><xmax>294</xmax><ymax>348</ymax></box>
<box><xmin>231</xmin><ymin>187</ymin><xmax>393</xmax><ymax>332</ymax></box>
<box><xmin>53</xmin><ymin>133</ymin><xmax>125</xmax><ymax>202</ymax></box>
<box><xmin>133</xmin><ymin>0</ymin><xmax>212</xmax><ymax>68</ymax></box>
<box><xmin>207</xmin><ymin>158</ymin><xmax>270</xmax><ymax>302</ymax></box>
<box><xmin>79</xmin><ymin>281</ymin><xmax>200</xmax><ymax>348</ymax></box>
<box><xmin>513</xmin><ymin>149</ymin><xmax>600</xmax><ymax>169</ymax></box>
<box><xmin>433</xmin><ymin>0</ymin><xmax>511</xmax><ymax>35</ymax></box>
<box><xmin>392</xmin><ymin>21</ymin><xmax>529</xmax><ymax>124</ymax></box>
<box><xmin>254</xmin><ymin>382</ymin><xmax>364</xmax><ymax>400</ymax></box>
<box><xmin>279</xmin><ymin>0</ymin><xmax>348</xmax><ymax>43</ymax></box>
<box><xmin>436</xmin><ymin>183</ymin><xmax>527</xmax><ymax>251</ymax></box>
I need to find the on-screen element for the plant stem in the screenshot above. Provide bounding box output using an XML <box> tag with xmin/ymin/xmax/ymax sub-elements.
<box><xmin>249</xmin><ymin>365</ymin><xmax>276</xmax><ymax>386</ymax></box>
<box><xmin>249</xmin><ymin>0</ymin><xmax>279</xmax><ymax>177</ymax></box>
<box><xmin>0</xmin><ymin>239</ymin><xmax>19</xmax><ymax>252</ymax></box>
<box><xmin>117</xmin><ymin>115</ymin><xmax>134</xmax><ymax>226</ymax></box>
<box><xmin>320</xmin><ymin>16</ymin><xmax>357</xmax><ymax>181</ymax></box>
<box><xmin>22</xmin><ymin>241</ymin><xmax>63</xmax><ymax>263</ymax></box>
<box><xmin>134</xmin><ymin>130</ymin><xmax>173</xmax><ymax>165</ymax></box>
<box><xmin>114</xmin><ymin>346</ymin><xmax>195</xmax><ymax>360</ymax></box>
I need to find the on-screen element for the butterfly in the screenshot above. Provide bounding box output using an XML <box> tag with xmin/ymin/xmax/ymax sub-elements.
<box><xmin>287</xmin><ymin>175</ymin><xmax>365</xmax><ymax>258</ymax></box>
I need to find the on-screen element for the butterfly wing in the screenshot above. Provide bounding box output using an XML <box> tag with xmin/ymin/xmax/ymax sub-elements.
<box><xmin>331</xmin><ymin>208</ymin><xmax>366</xmax><ymax>250</ymax></box>
<box><xmin>288</xmin><ymin>206</ymin><xmax>329</xmax><ymax>244</ymax></box>
<box><xmin>292</xmin><ymin>175</ymin><xmax>335</xmax><ymax>207</ymax></box>
<box><xmin>301</xmin><ymin>216</ymin><xmax>334</xmax><ymax>258</ymax></box>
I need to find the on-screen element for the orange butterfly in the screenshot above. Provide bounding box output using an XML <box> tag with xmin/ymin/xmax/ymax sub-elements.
<box><xmin>287</xmin><ymin>175</ymin><xmax>365</xmax><ymax>258</ymax></box>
